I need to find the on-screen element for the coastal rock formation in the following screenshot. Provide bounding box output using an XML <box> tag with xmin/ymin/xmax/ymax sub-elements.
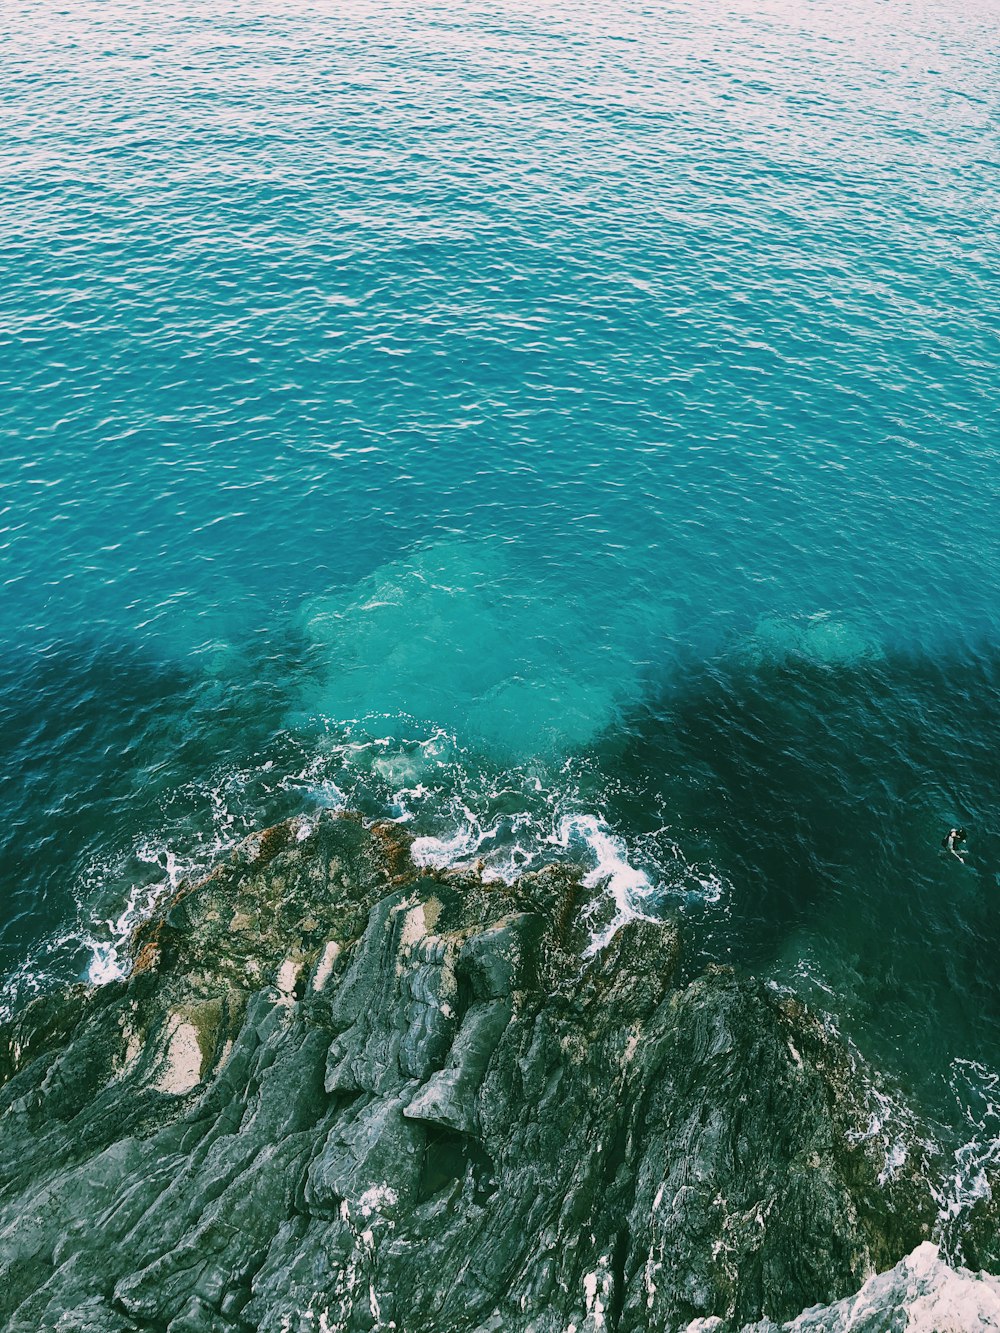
<box><xmin>0</xmin><ymin>811</ymin><xmax>955</xmax><ymax>1332</ymax></box>
<box><xmin>712</xmin><ymin>1242</ymin><xmax>1000</xmax><ymax>1332</ymax></box>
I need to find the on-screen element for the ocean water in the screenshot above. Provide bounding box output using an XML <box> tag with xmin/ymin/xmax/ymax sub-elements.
<box><xmin>2</xmin><ymin>0</ymin><xmax>999</xmax><ymax>1233</ymax></box>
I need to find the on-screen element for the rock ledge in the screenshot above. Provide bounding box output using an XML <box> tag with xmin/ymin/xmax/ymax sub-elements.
<box><xmin>0</xmin><ymin>812</ymin><xmax>975</xmax><ymax>1332</ymax></box>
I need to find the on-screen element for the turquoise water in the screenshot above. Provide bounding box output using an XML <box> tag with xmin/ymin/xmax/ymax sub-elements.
<box><xmin>2</xmin><ymin>0</ymin><xmax>999</xmax><ymax>1219</ymax></box>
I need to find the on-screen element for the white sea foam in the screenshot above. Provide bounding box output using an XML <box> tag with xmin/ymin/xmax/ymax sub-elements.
<box><xmin>766</xmin><ymin>969</ymin><xmax>932</xmax><ymax>1192</ymax></box>
<box><xmin>0</xmin><ymin>758</ymin><xmax>315</xmax><ymax>1016</ymax></box>
<box><xmin>411</xmin><ymin>816</ymin><xmax>486</xmax><ymax>869</ymax></box>
<box><xmin>73</xmin><ymin>772</ymin><xmax>270</xmax><ymax>989</ymax></box>
<box><xmin>2</xmin><ymin>715</ymin><xmax>726</xmax><ymax>1020</ymax></box>
<box><xmin>278</xmin><ymin>710</ymin><xmax>730</xmax><ymax>954</ymax></box>
<box><xmin>82</xmin><ymin>846</ymin><xmax>186</xmax><ymax>985</ymax></box>
<box><xmin>934</xmin><ymin>1059</ymin><xmax>1000</xmax><ymax>1260</ymax></box>
<box><xmin>375</xmin><ymin>730</ymin><xmax>728</xmax><ymax>949</ymax></box>
<box><xmin>844</xmin><ymin>1080</ymin><xmax>915</xmax><ymax>1188</ymax></box>
<box><xmin>768</xmin><ymin>956</ymin><xmax>1000</xmax><ymax>1249</ymax></box>
<box><xmin>412</xmin><ymin>803</ymin><xmax>674</xmax><ymax>952</ymax></box>
<box><xmin>547</xmin><ymin>813</ymin><xmax>658</xmax><ymax>953</ymax></box>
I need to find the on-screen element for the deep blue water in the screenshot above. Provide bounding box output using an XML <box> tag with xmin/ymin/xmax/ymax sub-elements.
<box><xmin>2</xmin><ymin>0</ymin><xmax>999</xmax><ymax>1225</ymax></box>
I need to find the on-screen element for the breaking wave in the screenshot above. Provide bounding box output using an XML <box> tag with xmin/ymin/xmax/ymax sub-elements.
<box><xmin>0</xmin><ymin>718</ymin><xmax>729</xmax><ymax>1018</ymax></box>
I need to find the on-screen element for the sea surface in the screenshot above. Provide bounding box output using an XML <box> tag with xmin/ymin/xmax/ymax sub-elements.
<box><xmin>2</xmin><ymin>0</ymin><xmax>999</xmax><ymax>1243</ymax></box>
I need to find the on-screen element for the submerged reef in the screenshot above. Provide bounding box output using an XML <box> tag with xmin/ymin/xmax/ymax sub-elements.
<box><xmin>0</xmin><ymin>812</ymin><xmax>995</xmax><ymax>1332</ymax></box>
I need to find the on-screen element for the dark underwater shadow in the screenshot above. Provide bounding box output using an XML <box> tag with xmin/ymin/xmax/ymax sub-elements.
<box><xmin>598</xmin><ymin>640</ymin><xmax>1000</xmax><ymax>1107</ymax></box>
<box><xmin>0</xmin><ymin>634</ymin><xmax>306</xmax><ymax>978</ymax></box>
<box><xmin>5</xmin><ymin>622</ymin><xmax>1000</xmax><ymax>1124</ymax></box>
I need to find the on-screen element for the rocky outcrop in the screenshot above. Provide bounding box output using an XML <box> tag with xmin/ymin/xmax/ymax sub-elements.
<box><xmin>0</xmin><ymin>811</ymin><xmax>955</xmax><ymax>1332</ymax></box>
<box><xmin>710</xmin><ymin>1242</ymin><xmax>1000</xmax><ymax>1332</ymax></box>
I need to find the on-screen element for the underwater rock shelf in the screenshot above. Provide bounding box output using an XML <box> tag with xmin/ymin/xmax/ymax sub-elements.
<box><xmin>0</xmin><ymin>811</ymin><xmax>992</xmax><ymax>1331</ymax></box>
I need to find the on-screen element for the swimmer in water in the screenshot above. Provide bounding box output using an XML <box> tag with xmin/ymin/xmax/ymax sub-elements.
<box><xmin>941</xmin><ymin>827</ymin><xmax>967</xmax><ymax>860</ymax></box>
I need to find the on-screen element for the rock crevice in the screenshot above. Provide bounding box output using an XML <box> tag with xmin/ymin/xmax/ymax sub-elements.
<box><xmin>0</xmin><ymin>811</ymin><xmax>979</xmax><ymax>1332</ymax></box>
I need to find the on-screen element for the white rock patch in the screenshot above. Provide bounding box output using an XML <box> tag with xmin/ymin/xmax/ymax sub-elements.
<box><xmin>155</xmin><ymin>1017</ymin><xmax>202</xmax><ymax>1095</ymax></box>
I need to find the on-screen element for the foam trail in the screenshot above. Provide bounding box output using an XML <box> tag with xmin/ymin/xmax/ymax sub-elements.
<box><xmin>83</xmin><ymin>846</ymin><xmax>186</xmax><ymax>984</ymax></box>
<box><xmin>72</xmin><ymin>757</ymin><xmax>311</xmax><ymax>992</ymax></box>
<box><xmin>549</xmin><ymin>813</ymin><xmax>658</xmax><ymax>954</ymax></box>
<box><xmin>410</xmin><ymin>804</ymin><xmax>491</xmax><ymax>869</ymax></box>
<box><xmin>3</xmin><ymin>728</ymin><xmax>718</xmax><ymax>1011</ymax></box>
<box><xmin>935</xmin><ymin>1059</ymin><xmax>1000</xmax><ymax>1261</ymax></box>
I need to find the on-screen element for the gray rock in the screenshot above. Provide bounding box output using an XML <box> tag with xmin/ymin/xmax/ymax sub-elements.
<box><xmin>725</xmin><ymin>1242</ymin><xmax>1000</xmax><ymax>1332</ymax></box>
<box><xmin>0</xmin><ymin>811</ymin><xmax>978</xmax><ymax>1332</ymax></box>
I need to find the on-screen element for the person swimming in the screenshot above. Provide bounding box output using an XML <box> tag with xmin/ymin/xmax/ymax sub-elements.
<box><xmin>941</xmin><ymin>827</ymin><xmax>967</xmax><ymax>859</ymax></box>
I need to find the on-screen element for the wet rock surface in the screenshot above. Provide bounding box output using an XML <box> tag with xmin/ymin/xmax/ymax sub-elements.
<box><xmin>719</xmin><ymin>1242</ymin><xmax>1000</xmax><ymax>1332</ymax></box>
<box><xmin>0</xmin><ymin>811</ymin><xmax>975</xmax><ymax>1332</ymax></box>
